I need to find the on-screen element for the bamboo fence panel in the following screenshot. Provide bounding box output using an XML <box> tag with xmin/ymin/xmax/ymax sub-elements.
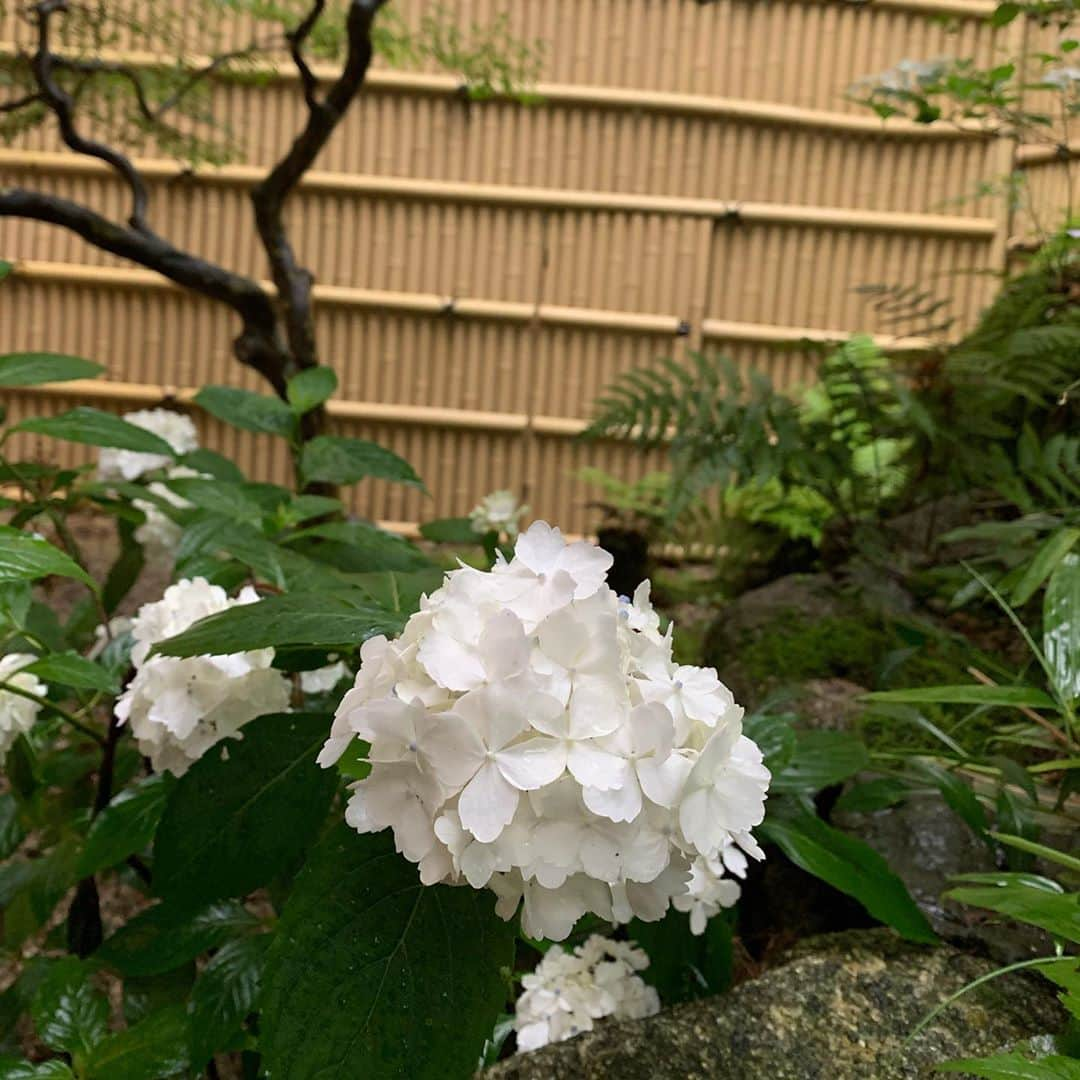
<box><xmin>0</xmin><ymin>0</ymin><xmax>1073</xmax><ymax>534</ymax></box>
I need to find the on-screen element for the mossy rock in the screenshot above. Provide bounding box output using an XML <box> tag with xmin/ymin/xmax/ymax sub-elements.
<box><xmin>486</xmin><ymin>929</ymin><xmax>1066</xmax><ymax>1080</ymax></box>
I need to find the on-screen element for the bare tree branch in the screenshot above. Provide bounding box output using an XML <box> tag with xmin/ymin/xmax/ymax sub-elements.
<box><xmin>0</xmin><ymin>91</ymin><xmax>43</xmax><ymax>113</ymax></box>
<box><xmin>153</xmin><ymin>37</ymin><xmax>282</xmax><ymax>119</ymax></box>
<box><xmin>287</xmin><ymin>0</ymin><xmax>326</xmax><ymax>111</ymax></box>
<box><xmin>30</xmin><ymin>0</ymin><xmax>151</xmax><ymax>231</ymax></box>
<box><xmin>252</xmin><ymin>0</ymin><xmax>387</xmax><ymax>383</ymax></box>
<box><xmin>0</xmin><ymin>186</ymin><xmax>292</xmax><ymax>393</ymax></box>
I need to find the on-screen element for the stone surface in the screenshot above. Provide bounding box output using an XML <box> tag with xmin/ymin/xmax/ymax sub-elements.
<box><xmin>487</xmin><ymin>929</ymin><xmax>1066</xmax><ymax>1080</ymax></box>
<box><xmin>834</xmin><ymin>793</ymin><xmax>1051</xmax><ymax>964</ymax></box>
<box><xmin>792</xmin><ymin>677</ymin><xmax>867</xmax><ymax>731</ymax></box>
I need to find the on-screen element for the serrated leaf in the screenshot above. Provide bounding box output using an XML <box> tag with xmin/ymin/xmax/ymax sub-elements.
<box><xmin>0</xmin><ymin>527</ymin><xmax>94</xmax><ymax>588</ymax></box>
<box><xmin>153</xmin><ymin>591</ymin><xmax>406</xmax><ymax>657</ymax></box>
<box><xmin>188</xmin><ymin>934</ymin><xmax>269</xmax><ymax>1068</ymax></box>
<box><xmin>261</xmin><ymin>827</ymin><xmax>515</xmax><ymax>1080</ymax></box>
<box><xmin>287</xmin><ymin>520</ymin><xmax>434</xmax><ymax>573</ymax></box>
<box><xmin>85</xmin><ymin>1005</ymin><xmax>189</xmax><ymax>1080</ymax></box>
<box><xmin>0</xmin><ymin>353</ymin><xmax>103</xmax><ymax>387</ymax></box>
<box><xmin>79</xmin><ymin>775</ymin><xmax>174</xmax><ymax>877</ymax></box>
<box><xmin>161</xmin><ymin>477</ymin><xmax>265</xmax><ymax>521</ymax></box>
<box><xmin>0</xmin><ymin>1060</ymin><xmax>76</xmax><ymax>1079</ymax></box>
<box><xmin>153</xmin><ymin>714</ymin><xmax>336</xmax><ymax>908</ymax></box>
<box><xmin>21</xmin><ymin>653</ymin><xmax>117</xmax><ymax>693</ymax></box>
<box><xmin>300</xmin><ymin>435</ymin><xmax>424</xmax><ymax>489</ymax></box>
<box><xmin>177</xmin><ymin>448</ymin><xmax>245</xmax><ymax>482</ymax></box>
<box><xmin>95</xmin><ymin>901</ymin><xmax>259</xmax><ymax>977</ymax></box>
<box><xmin>194</xmin><ymin>386</ymin><xmax>295</xmax><ymax>436</ymax></box>
<box><xmin>286</xmin><ymin>366</ymin><xmax>337</xmax><ymax>414</ymax></box>
<box><xmin>13</xmin><ymin>409</ymin><xmax>175</xmax><ymax>455</ymax></box>
<box><xmin>30</xmin><ymin>959</ymin><xmax>108</xmax><ymax>1058</ymax></box>
<box><xmin>761</xmin><ymin>803</ymin><xmax>937</xmax><ymax>943</ymax></box>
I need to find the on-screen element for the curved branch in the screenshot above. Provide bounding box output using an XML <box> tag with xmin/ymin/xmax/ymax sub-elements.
<box><xmin>251</xmin><ymin>0</ymin><xmax>387</xmax><ymax>381</ymax></box>
<box><xmin>288</xmin><ymin>0</ymin><xmax>326</xmax><ymax>111</ymax></box>
<box><xmin>0</xmin><ymin>186</ymin><xmax>292</xmax><ymax>394</ymax></box>
<box><xmin>1</xmin><ymin>91</ymin><xmax>43</xmax><ymax>113</ymax></box>
<box><xmin>30</xmin><ymin>0</ymin><xmax>151</xmax><ymax>231</ymax></box>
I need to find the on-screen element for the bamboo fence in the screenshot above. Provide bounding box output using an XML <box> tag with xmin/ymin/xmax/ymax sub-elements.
<box><xmin>0</xmin><ymin>0</ymin><xmax>1073</xmax><ymax>533</ymax></box>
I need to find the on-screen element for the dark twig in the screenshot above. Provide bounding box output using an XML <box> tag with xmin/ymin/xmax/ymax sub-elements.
<box><xmin>31</xmin><ymin>0</ymin><xmax>152</xmax><ymax>230</ymax></box>
<box><xmin>0</xmin><ymin>91</ymin><xmax>43</xmax><ymax>112</ymax></box>
<box><xmin>287</xmin><ymin>0</ymin><xmax>326</xmax><ymax>111</ymax></box>
<box><xmin>252</xmin><ymin>0</ymin><xmax>387</xmax><ymax>420</ymax></box>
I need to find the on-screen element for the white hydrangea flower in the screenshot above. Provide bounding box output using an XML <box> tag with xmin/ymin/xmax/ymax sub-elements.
<box><xmin>514</xmin><ymin>935</ymin><xmax>660</xmax><ymax>1053</ymax></box>
<box><xmin>1043</xmin><ymin>66</ymin><xmax>1080</xmax><ymax>91</ymax></box>
<box><xmin>87</xmin><ymin>616</ymin><xmax>134</xmax><ymax>660</ymax></box>
<box><xmin>469</xmin><ymin>490</ymin><xmax>528</xmax><ymax>539</ymax></box>
<box><xmin>0</xmin><ymin>653</ymin><xmax>47</xmax><ymax>754</ymax></box>
<box><xmin>321</xmin><ymin>521</ymin><xmax>770</xmax><ymax>941</ymax></box>
<box><xmin>133</xmin><ymin>465</ymin><xmax>203</xmax><ymax>560</ymax></box>
<box><xmin>115</xmin><ymin>578</ymin><xmax>291</xmax><ymax>775</ymax></box>
<box><xmin>97</xmin><ymin>408</ymin><xmax>199</xmax><ymax>483</ymax></box>
<box><xmin>300</xmin><ymin>659</ymin><xmax>350</xmax><ymax>694</ymax></box>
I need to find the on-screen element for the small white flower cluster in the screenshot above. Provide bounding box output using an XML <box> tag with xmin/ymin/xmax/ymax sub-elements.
<box><xmin>1044</xmin><ymin>66</ymin><xmax>1080</xmax><ymax>92</ymax></box>
<box><xmin>133</xmin><ymin>465</ymin><xmax>203</xmax><ymax>560</ymax></box>
<box><xmin>115</xmin><ymin>578</ymin><xmax>291</xmax><ymax>775</ymax></box>
<box><xmin>852</xmin><ymin>57</ymin><xmax>948</xmax><ymax>97</ymax></box>
<box><xmin>300</xmin><ymin>659</ymin><xmax>350</xmax><ymax>695</ymax></box>
<box><xmin>320</xmin><ymin>522</ymin><xmax>770</xmax><ymax>941</ymax></box>
<box><xmin>98</xmin><ymin>408</ymin><xmax>199</xmax><ymax>483</ymax></box>
<box><xmin>0</xmin><ymin>653</ymin><xmax>47</xmax><ymax>754</ymax></box>
<box><xmin>469</xmin><ymin>490</ymin><xmax>528</xmax><ymax>539</ymax></box>
<box><xmin>514</xmin><ymin>935</ymin><xmax>659</xmax><ymax>1053</ymax></box>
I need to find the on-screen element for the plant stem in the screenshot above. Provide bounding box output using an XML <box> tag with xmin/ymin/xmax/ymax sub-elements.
<box><xmin>0</xmin><ymin>680</ymin><xmax>105</xmax><ymax>745</ymax></box>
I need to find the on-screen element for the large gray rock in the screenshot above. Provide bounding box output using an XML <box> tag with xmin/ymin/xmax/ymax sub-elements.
<box><xmin>487</xmin><ymin>929</ymin><xmax>1065</xmax><ymax>1080</ymax></box>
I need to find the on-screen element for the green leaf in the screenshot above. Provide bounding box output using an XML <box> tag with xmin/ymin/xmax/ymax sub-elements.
<box><xmin>0</xmin><ymin>260</ymin><xmax>12</xmax><ymax>283</ymax></box>
<box><xmin>96</xmin><ymin>901</ymin><xmax>259</xmax><ymax>977</ymax></box>
<box><xmin>30</xmin><ymin>959</ymin><xmax>108</xmax><ymax>1058</ymax></box>
<box><xmin>833</xmin><ymin>777</ymin><xmax>909</xmax><ymax>814</ymax></box>
<box><xmin>0</xmin><ymin>353</ymin><xmax>103</xmax><ymax>387</ymax></box>
<box><xmin>85</xmin><ymin>1005</ymin><xmax>189</xmax><ymax>1080</ymax></box>
<box><xmin>989</xmin><ymin>1</ymin><xmax>1022</xmax><ymax>25</ymax></box>
<box><xmin>0</xmin><ymin>1060</ymin><xmax>75</xmax><ymax>1079</ymax></box>
<box><xmin>629</xmin><ymin>909</ymin><xmax>733</xmax><ymax>1004</ymax></box>
<box><xmin>153</xmin><ymin>714</ymin><xmax>337</xmax><ymax>908</ymax></box>
<box><xmin>177</xmin><ymin>448</ymin><xmax>245</xmax><ymax>482</ymax></box>
<box><xmin>0</xmin><ymin>527</ymin><xmax>94</xmax><ymax>588</ymax></box>
<box><xmin>1011</xmin><ymin>528</ymin><xmax>1080</xmax><ymax>606</ymax></box>
<box><xmin>419</xmin><ymin>517</ymin><xmax>480</xmax><ymax>544</ymax></box>
<box><xmin>153</xmin><ymin>591</ymin><xmax>406</xmax><ymax>657</ymax></box>
<box><xmin>188</xmin><ymin>934</ymin><xmax>269</xmax><ymax>1068</ymax></box>
<box><xmin>945</xmin><ymin>874</ymin><xmax>1080</xmax><ymax>943</ymax></box>
<box><xmin>261</xmin><ymin>827</ymin><xmax>515</xmax><ymax>1080</ymax></box>
<box><xmin>13</xmin><ymin>408</ymin><xmax>174</xmax><ymax>455</ymax></box>
<box><xmin>21</xmin><ymin>653</ymin><xmax>117</xmax><ymax>694</ymax></box>
<box><xmin>344</xmin><ymin>569</ymin><xmax>444</xmax><ymax>615</ymax></box>
<box><xmin>741</xmin><ymin>710</ymin><xmax>797</xmax><ymax>775</ymax></box>
<box><xmin>0</xmin><ymin>794</ymin><xmax>25</xmax><ymax>860</ymax></box>
<box><xmin>770</xmin><ymin>731</ymin><xmax>870</xmax><ymax>794</ymax></box>
<box><xmin>915</xmin><ymin>762</ymin><xmax>990</xmax><ymax>840</ymax></box>
<box><xmin>1044</xmin><ymin>553</ymin><xmax>1080</xmax><ymax>703</ymax></box>
<box><xmin>760</xmin><ymin>803</ymin><xmax>937</xmax><ymax>943</ymax></box>
<box><xmin>122</xmin><ymin>966</ymin><xmax>194</xmax><ymax>1028</ymax></box>
<box><xmin>194</xmin><ymin>385</ymin><xmax>295</xmax><ymax>436</ymax></box>
<box><xmin>286</xmin><ymin>366</ymin><xmax>338</xmax><ymax>414</ymax></box>
<box><xmin>162</xmin><ymin>477</ymin><xmax>265</xmax><ymax>521</ymax></box>
<box><xmin>938</xmin><ymin>1051</ymin><xmax>1080</xmax><ymax>1077</ymax></box>
<box><xmin>300</xmin><ymin>435</ymin><xmax>425</xmax><ymax>489</ymax></box>
<box><xmin>103</xmin><ymin>517</ymin><xmax>144</xmax><ymax>615</ymax></box>
<box><xmin>79</xmin><ymin>775</ymin><xmax>174</xmax><ymax>877</ymax></box>
<box><xmin>287</xmin><ymin>520</ymin><xmax>434</xmax><ymax>573</ymax></box>
<box><xmin>864</xmin><ymin>685</ymin><xmax>1058</xmax><ymax>710</ymax></box>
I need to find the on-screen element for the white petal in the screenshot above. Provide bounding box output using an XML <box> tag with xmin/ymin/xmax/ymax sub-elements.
<box><xmin>637</xmin><ymin>753</ymin><xmax>693</xmax><ymax>808</ymax></box>
<box><xmin>583</xmin><ymin>775</ymin><xmax>642</xmax><ymax>823</ymax></box>
<box><xmin>458</xmin><ymin>760</ymin><xmax>520</xmax><ymax>843</ymax></box>
<box><xmin>514</xmin><ymin>521</ymin><xmax>566</xmax><ymax>574</ymax></box>
<box><xmin>479</xmin><ymin>610</ymin><xmax>530</xmax><ymax>681</ymax></box>
<box><xmin>417</xmin><ymin>712</ymin><xmax>485</xmax><ymax>789</ymax></box>
<box><xmin>567</xmin><ymin>741</ymin><xmax>629</xmax><ymax>791</ymax></box>
<box><xmin>495</xmin><ymin>736</ymin><xmax>567</xmax><ymax>790</ymax></box>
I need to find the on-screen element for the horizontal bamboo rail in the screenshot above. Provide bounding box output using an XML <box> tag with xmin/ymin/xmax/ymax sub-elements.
<box><xmin>0</xmin><ymin>377</ymin><xmax>591</xmax><ymax>437</ymax></box>
<box><xmin>0</xmin><ymin>41</ymin><xmax>999</xmax><ymax>141</ymax></box>
<box><xmin>7</xmin><ymin>260</ymin><xmax>942</xmax><ymax>352</ymax></box>
<box><xmin>0</xmin><ymin>151</ymin><xmax>999</xmax><ymax>238</ymax></box>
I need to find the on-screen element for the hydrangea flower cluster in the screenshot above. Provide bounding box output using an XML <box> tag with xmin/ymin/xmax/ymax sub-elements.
<box><xmin>97</xmin><ymin>408</ymin><xmax>199</xmax><ymax>483</ymax></box>
<box><xmin>0</xmin><ymin>653</ymin><xmax>47</xmax><ymax>754</ymax></box>
<box><xmin>514</xmin><ymin>935</ymin><xmax>659</xmax><ymax>1052</ymax></box>
<box><xmin>116</xmin><ymin>578</ymin><xmax>291</xmax><ymax>775</ymax></box>
<box><xmin>320</xmin><ymin>522</ymin><xmax>770</xmax><ymax>940</ymax></box>
<box><xmin>469</xmin><ymin>490</ymin><xmax>528</xmax><ymax>539</ymax></box>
